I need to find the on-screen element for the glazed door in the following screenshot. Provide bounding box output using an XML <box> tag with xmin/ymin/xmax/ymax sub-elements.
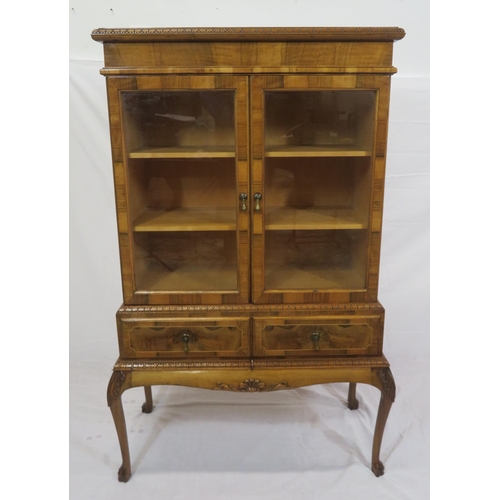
<box><xmin>107</xmin><ymin>76</ymin><xmax>249</xmax><ymax>305</ymax></box>
<box><xmin>251</xmin><ymin>75</ymin><xmax>390</xmax><ymax>304</ymax></box>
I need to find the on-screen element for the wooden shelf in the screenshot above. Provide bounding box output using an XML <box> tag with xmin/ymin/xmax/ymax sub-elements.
<box><xmin>265</xmin><ymin>264</ymin><xmax>365</xmax><ymax>291</ymax></box>
<box><xmin>265</xmin><ymin>145</ymin><xmax>371</xmax><ymax>157</ymax></box>
<box><xmin>137</xmin><ymin>263</ymin><xmax>237</xmax><ymax>292</ymax></box>
<box><xmin>266</xmin><ymin>207</ymin><xmax>367</xmax><ymax>230</ymax></box>
<box><xmin>133</xmin><ymin>208</ymin><xmax>237</xmax><ymax>232</ymax></box>
<box><xmin>129</xmin><ymin>146</ymin><xmax>235</xmax><ymax>159</ymax></box>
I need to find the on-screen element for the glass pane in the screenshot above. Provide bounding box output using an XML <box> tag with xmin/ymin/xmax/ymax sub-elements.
<box><xmin>264</xmin><ymin>230</ymin><xmax>368</xmax><ymax>290</ymax></box>
<box><xmin>263</xmin><ymin>90</ymin><xmax>375</xmax><ymax>291</ymax></box>
<box><xmin>134</xmin><ymin>231</ymin><xmax>237</xmax><ymax>291</ymax></box>
<box><xmin>122</xmin><ymin>91</ymin><xmax>235</xmax><ymax>153</ymax></box>
<box><xmin>265</xmin><ymin>157</ymin><xmax>371</xmax><ymax>231</ymax></box>
<box><xmin>265</xmin><ymin>90</ymin><xmax>375</xmax><ymax>151</ymax></box>
<box><xmin>122</xmin><ymin>90</ymin><xmax>238</xmax><ymax>292</ymax></box>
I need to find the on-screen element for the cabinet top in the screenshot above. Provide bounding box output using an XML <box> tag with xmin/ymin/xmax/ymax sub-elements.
<box><xmin>91</xmin><ymin>27</ymin><xmax>405</xmax><ymax>43</ymax></box>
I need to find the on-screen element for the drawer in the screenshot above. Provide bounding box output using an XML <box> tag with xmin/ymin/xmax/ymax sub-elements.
<box><xmin>118</xmin><ymin>317</ymin><xmax>250</xmax><ymax>358</ymax></box>
<box><xmin>253</xmin><ymin>316</ymin><xmax>382</xmax><ymax>357</ymax></box>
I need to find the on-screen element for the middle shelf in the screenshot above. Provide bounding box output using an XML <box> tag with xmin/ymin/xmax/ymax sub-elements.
<box><xmin>265</xmin><ymin>206</ymin><xmax>367</xmax><ymax>230</ymax></box>
<box><xmin>133</xmin><ymin>207</ymin><xmax>237</xmax><ymax>232</ymax></box>
<box><xmin>264</xmin><ymin>145</ymin><xmax>372</xmax><ymax>157</ymax></box>
<box><xmin>132</xmin><ymin>206</ymin><xmax>368</xmax><ymax>232</ymax></box>
<box><xmin>129</xmin><ymin>146</ymin><xmax>236</xmax><ymax>159</ymax></box>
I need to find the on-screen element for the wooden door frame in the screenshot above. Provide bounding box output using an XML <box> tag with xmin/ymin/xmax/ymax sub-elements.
<box><xmin>106</xmin><ymin>75</ymin><xmax>250</xmax><ymax>305</ymax></box>
<box><xmin>250</xmin><ymin>74</ymin><xmax>391</xmax><ymax>304</ymax></box>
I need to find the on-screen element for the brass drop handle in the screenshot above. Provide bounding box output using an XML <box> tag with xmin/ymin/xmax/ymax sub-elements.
<box><xmin>239</xmin><ymin>193</ymin><xmax>248</xmax><ymax>212</ymax></box>
<box><xmin>181</xmin><ymin>332</ymin><xmax>191</xmax><ymax>353</ymax></box>
<box><xmin>254</xmin><ymin>192</ymin><xmax>262</xmax><ymax>212</ymax></box>
<box><xmin>311</xmin><ymin>332</ymin><xmax>320</xmax><ymax>350</ymax></box>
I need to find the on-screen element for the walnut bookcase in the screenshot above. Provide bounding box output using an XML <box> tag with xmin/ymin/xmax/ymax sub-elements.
<box><xmin>92</xmin><ymin>26</ymin><xmax>405</xmax><ymax>482</ymax></box>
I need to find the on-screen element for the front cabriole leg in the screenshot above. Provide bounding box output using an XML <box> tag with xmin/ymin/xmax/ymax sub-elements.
<box><xmin>371</xmin><ymin>367</ymin><xmax>396</xmax><ymax>477</ymax></box>
<box><xmin>107</xmin><ymin>370</ymin><xmax>132</xmax><ymax>482</ymax></box>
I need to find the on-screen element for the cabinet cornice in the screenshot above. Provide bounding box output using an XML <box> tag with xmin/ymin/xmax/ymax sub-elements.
<box><xmin>92</xmin><ymin>26</ymin><xmax>405</xmax><ymax>43</ymax></box>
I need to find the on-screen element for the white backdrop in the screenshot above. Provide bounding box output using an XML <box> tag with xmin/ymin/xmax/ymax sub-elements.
<box><xmin>69</xmin><ymin>2</ymin><xmax>429</xmax><ymax>499</ymax></box>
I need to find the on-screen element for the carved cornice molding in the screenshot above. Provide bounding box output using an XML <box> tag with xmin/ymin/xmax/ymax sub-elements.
<box><xmin>118</xmin><ymin>302</ymin><xmax>384</xmax><ymax>314</ymax></box>
<box><xmin>214</xmin><ymin>379</ymin><xmax>289</xmax><ymax>392</ymax></box>
<box><xmin>92</xmin><ymin>27</ymin><xmax>405</xmax><ymax>43</ymax></box>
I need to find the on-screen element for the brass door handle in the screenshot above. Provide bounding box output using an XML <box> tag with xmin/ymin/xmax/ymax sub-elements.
<box><xmin>254</xmin><ymin>192</ymin><xmax>262</xmax><ymax>212</ymax></box>
<box><xmin>239</xmin><ymin>193</ymin><xmax>248</xmax><ymax>212</ymax></box>
<box><xmin>310</xmin><ymin>332</ymin><xmax>320</xmax><ymax>350</ymax></box>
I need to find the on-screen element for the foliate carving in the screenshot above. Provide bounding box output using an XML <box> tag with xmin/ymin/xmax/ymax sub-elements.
<box><xmin>377</xmin><ymin>367</ymin><xmax>396</xmax><ymax>402</ymax></box>
<box><xmin>214</xmin><ymin>379</ymin><xmax>289</xmax><ymax>392</ymax></box>
<box><xmin>119</xmin><ymin>302</ymin><xmax>384</xmax><ymax>314</ymax></box>
<box><xmin>107</xmin><ymin>371</ymin><xmax>127</xmax><ymax>406</ymax></box>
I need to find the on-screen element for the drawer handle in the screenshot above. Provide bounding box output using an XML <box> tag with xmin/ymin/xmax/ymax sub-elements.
<box><xmin>310</xmin><ymin>332</ymin><xmax>320</xmax><ymax>350</ymax></box>
<box><xmin>181</xmin><ymin>332</ymin><xmax>191</xmax><ymax>353</ymax></box>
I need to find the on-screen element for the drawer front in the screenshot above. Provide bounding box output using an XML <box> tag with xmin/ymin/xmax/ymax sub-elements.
<box><xmin>118</xmin><ymin>318</ymin><xmax>250</xmax><ymax>358</ymax></box>
<box><xmin>253</xmin><ymin>316</ymin><xmax>382</xmax><ymax>357</ymax></box>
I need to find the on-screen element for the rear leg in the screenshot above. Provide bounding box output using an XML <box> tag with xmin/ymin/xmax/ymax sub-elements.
<box><xmin>142</xmin><ymin>386</ymin><xmax>153</xmax><ymax>413</ymax></box>
<box><xmin>348</xmin><ymin>383</ymin><xmax>359</xmax><ymax>410</ymax></box>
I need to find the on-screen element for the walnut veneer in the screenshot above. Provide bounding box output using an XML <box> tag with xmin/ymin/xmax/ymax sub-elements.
<box><xmin>92</xmin><ymin>27</ymin><xmax>404</xmax><ymax>482</ymax></box>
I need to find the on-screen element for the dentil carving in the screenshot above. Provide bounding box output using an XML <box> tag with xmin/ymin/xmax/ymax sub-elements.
<box><xmin>119</xmin><ymin>302</ymin><xmax>384</xmax><ymax>314</ymax></box>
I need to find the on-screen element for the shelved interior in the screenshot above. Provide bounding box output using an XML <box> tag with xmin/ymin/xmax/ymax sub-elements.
<box><xmin>262</xmin><ymin>89</ymin><xmax>375</xmax><ymax>292</ymax></box>
<box><xmin>121</xmin><ymin>89</ymin><xmax>240</xmax><ymax>293</ymax></box>
<box><xmin>118</xmin><ymin>86</ymin><xmax>377</xmax><ymax>295</ymax></box>
<box><xmin>127</xmin><ymin>158</ymin><xmax>238</xmax><ymax>231</ymax></box>
<box><xmin>127</xmin><ymin>158</ymin><xmax>238</xmax><ymax>292</ymax></box>
<box><xmin>264</xmin><ymin>157</ymin><xmax>371</xmax><ymax>231</ymax></box>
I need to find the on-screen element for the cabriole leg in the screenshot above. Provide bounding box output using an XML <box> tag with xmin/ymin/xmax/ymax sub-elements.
<box><xmin>107</xmin><ymin>370</ymin><xmax>132</xmax><ymax>482</ymax></box>
<box><xmin>142</xmin><ymin>386</ymin><xmax>153</xmax><ymax>413</ymax></box>
<box><xmin>371</xmin><ymin>367</ymin><xmax>396</xmax><ymax>477</ymax></box>
<box><xmin>348</xmin><ymin>382</ymin><xmax>359</xmax><ymax>410</ymax></box>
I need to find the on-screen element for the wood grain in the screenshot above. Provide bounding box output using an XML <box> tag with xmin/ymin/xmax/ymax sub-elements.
<box><xmin>96</xmin><ymin>27</ymin><xmax>403</xmax><ymax>480</ymax></box>
<box><xmin>253</xmin><ymin>315</ymin><xmax>381</xmax><ymax>357</ymax></box>
<box><xmin>118</xmin><ymin>317</ymin><xmax>250</xmax><ymax>358</ymax></box>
